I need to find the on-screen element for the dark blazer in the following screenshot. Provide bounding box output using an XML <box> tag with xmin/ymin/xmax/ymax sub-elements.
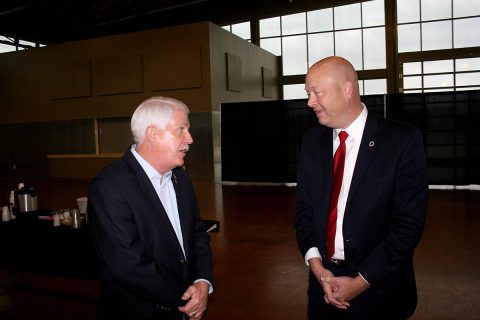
<box><xmin>295</xmin><ymin>112</ymin><xmax>428</xmax><ymax>319</ymax></box>
<box><xmin>88</xmin><ymin>148</ymin><xmax>213</xmax><ymax>319</ymax></box>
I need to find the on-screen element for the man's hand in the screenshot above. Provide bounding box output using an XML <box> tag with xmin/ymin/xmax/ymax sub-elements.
<box><xmin>320</xmin><ymin>275</ymin><xmax>370</xmax><ymax>304</ymax></box>
<box><xmin>308</xmin><ymin>258</ymin><xmax>350</xmax><ymax>309</ymax></box>
<box><xmin>178</xmin><ymin>281</ymin><xmax>209</xmax><ymax>319</ymax></box>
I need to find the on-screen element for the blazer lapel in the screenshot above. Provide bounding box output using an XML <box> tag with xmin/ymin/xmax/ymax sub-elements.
<box><xmin>347</xmin><ymin>113</ymin><xmax>379</xmax><ymax>202</ymax></box>
<box><xmin>124</xmin><ymin>150</ymin><xmax>185</xmax><ymax>256</ymax></box>
<box><xmin>320</xmin><ymin>128</ymin><xmax>334</xmax><ymax>201</ymax></box>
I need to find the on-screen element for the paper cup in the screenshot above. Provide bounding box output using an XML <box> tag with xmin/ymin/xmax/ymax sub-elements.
<box><xmin>76</xmin><ymin>197</ymin><xmax>88</xmax><ymax>214</ymax></box>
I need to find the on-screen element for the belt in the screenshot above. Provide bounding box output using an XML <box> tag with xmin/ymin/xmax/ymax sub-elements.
<box><xmin>329</xmin><ymin>258</ymin><xmax>347</xmax><ymax>268</ymax></box>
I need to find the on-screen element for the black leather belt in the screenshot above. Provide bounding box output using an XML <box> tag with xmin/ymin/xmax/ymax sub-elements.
<box><xmin>329</xmin><ymin>258</ymin><xmax>347</xmax><ymax>268</ymax></box>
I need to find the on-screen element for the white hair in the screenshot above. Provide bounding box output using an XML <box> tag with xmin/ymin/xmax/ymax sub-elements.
<box><xmin>131</xmin><ymin>96</ymin><xmax>189</xmax><ymax>144</ymax></box>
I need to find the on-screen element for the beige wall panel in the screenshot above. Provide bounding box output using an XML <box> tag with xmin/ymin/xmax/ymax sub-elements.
<box><xmin>208</xmin><ymin>24</ymin><xmax>280</xmax><ymax>112</ymax></box>
<box><xmin>51</xmin><ymin>60</ymin><xmax>92</xmax><ymax>99</ymax></box>
<box><xmin>146</xmin><ymin>46</ymin><xmax>203</xmax><ymax>91</ymax></box>
<box><xmin>93</xmin><ymin>55</ymin><xmax>143</xmax><ymax>96</ymax></box>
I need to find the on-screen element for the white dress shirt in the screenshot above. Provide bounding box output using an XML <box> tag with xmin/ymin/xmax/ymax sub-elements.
<box><xmin>131</xmin><ymin>145</ymin><xmax>185</xmax><ymax>255</ymax></box>
<box><xmin>305</xmin><ymin>104</ymin><xmax>368</xmax><ymax>264</ymax></box>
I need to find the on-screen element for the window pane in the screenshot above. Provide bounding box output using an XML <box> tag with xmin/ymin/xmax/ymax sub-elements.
<box><xmin>404</xmin><ymin>62</ymin><xmax>422</xmax><ymax>74</ymax></box>
<box><xmin>335</xmin><ymin>29</ymin><xmax>362</xmax><ymax>70</ymax></box>
<box><xmin>231</xmin><ymin>22</ymin><xmax>250</xmax><ymax>40</ymax></box>
<box><xmin>334</xmin><ymin>3</ymin><xmax>361</xmax><ymax>30</ymax></box>
<box><xmin>454</xmin><ymin>18</ymin><xmax>480</xmax><ymax>48</ymax></box>
<box><xmin>424</xmin><ymin>74</ymin><xmax>453</xmax><ymax>88</ymax></box>
<box><xmin>364</xmin><ymin>79</ymin><xmax>387</xmax><ymax>95</ymax></box>
<box><xmin>454</xmin><ymin>0</ymin><xmax>480</xmax><ymax>18</ymax></box>
<box><xmin>222</xmin><ymin>26</ymin><xmax>230</xmax><ymax>32</ymax></box>
<box><xmin>404</xmin><ymin>76</ymin><xmax>422</xmax><ymax>89</ymax></box>
<box><xmin>260</xmin><ymin>38</ymin><xmax>281</xmax><ymax>56</ymax></box>
<box><xmin>456</xmin><ymin>72</ymin><xmax>480</xmax><ymax>86</ymax></box>
<box><xmin>282</xmin><ymin>12</ymin><xmax>306</xmax><ymax>35</ymax></box>
<box><xmin>363</xmin><ymin>27</ymin><xmax>386</xmax><ymax>69</ymax></box>
<box><xmin>397</xmin><ymin>0</ymin><xmax>420</xmax><ymax>23</ymax></box>
<box><xmin>260</xmin><ymin>17</ymin><xmax>281</xmax><ymax>37</ymax></box>
<box><xmin>282</xmin><ymin>35</ymin><xmax>308</xmax><ymax>75</ymax></box>
<box><xmin>422</xmin><ymin>20</ymin><xmax>452</xmax><ymax>50</ymax></box>
<box><xmin>423</xmin><ymin>60</ymin><xmax>453</xmax><ymax>74</ymax></box>
<box><xmin>358</xmin><ymin>80</ymin><xmax>364</xmax><ymax>95</ymax></box>
<box><xmin>308</xmin><ymin>33</ymin><xmax>334</xmax><ymax>67</ymax></box>
<box><xmin>398</xmin><ymin>23</ymin><xmax>421</xmax><ymax>52</ymax></box>
<box><xmin>456</xmin><ymin>58</ymin><xmax>480</xmax><ymax>72</ymax></box>
<box><xmin>283</xmin><ymin>84</ymin><xmax>307</xmax><ymax>100</ymax></box>
<box><xmin>307</xmin><ymin>8</ymin><xmax>333</xmax><ymax>32</ymax></box>
<box><xmin>421</xmin><ymin>0</ymin><xmax>451</xmax><ymax>21</ymax></box>
<box><xmin>0</xmin><ymin>43</ymin><xmax>16</xmax><ymax>53</ymax></box>
<box><xmin>362</xmin><ymin>0</ymin><xmax>385</xmax><ymax>27</ymax></box>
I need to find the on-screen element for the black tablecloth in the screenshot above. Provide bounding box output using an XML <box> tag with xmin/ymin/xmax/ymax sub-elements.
<box><xmin>0</xmin><ymin>210</ymin><xmax>99</xmax><ymax>279</ymax></box>
<box><xmin>0</xmin><ymin>211</ymin><xmax>219</xmax><ymax>280</ymax></box>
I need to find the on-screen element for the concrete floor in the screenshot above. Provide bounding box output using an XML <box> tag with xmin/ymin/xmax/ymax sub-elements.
<box><xmin>0</xmin><ymin>180</ymin><xmax>479</xmax><ymax>319</ymax></box>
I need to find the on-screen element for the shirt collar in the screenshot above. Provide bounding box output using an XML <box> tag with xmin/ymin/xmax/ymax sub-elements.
<box><xmin>130</xmin><ymin>145</ymin><xmax>172</xmax><ymax>183</ymax></box>
<box><xmin>334</xmin><ymin>103</ymin><xmax>368</xmax><ymax>142</ymax></box>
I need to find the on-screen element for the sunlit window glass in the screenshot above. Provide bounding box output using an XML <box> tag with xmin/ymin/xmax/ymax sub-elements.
<box><xmin>421</xmin><ymin>0</ymin><xmax>451</xmax><ymax>21</ymax></box>
<box><xmin>335</xmin><ymin>29</ymin><xmax>362</xmax><ymax>70</ymax></box>
<box><xmin>404</xmin><ymin>76</ymin><xmax>422</xmax><ymax>89</ymax></box>
<box><xmin>364</xmin><ymin>79</ymin><xmax>387</xmax><ymax>95</ymax></box>
<box><xmin>307</xmin><ymin>8</ymin><xmax>333</xmax><ymax>32</ymax></box>
<box><xmin>398</xmin><ymin>23</ymin><xmax>421</xmax><ymax>52</ymax></box>
<box><xmin>334</xmin><ymin>3</ymin><xmax>361</xmax><ymax>30</ymax></box>
<box><xmin>283</xmin><ymin>84</ymin><xmax>307</xmax><ymax>100</ymax></box>
<box><xmin>260</xmin><ymin>17</ymin><xmax>281</xmax><ymax>37</ymax></box>
<box><xmin>358</xmin><ymin>80</ymin><xmax>364</xmax><ymax>95</ymax></box>
<box><xmin>454</xmin><ymin>18</ymin><xmax>480</xmax><ymax>48</ymax></box>
<box><xmin>308</xmin><ymin>33</ymin><xmax>334</xmax><ymax>67</ymax></box>
<box><xmin>363</xmin><ymin>27</ymin><xmax>386</xmax><ymax>69</ymax></box>
<box><xmin>260</xmin><ymin>38</ymin><xmax>281</xmax><ymax>56</ymax></box>
<box><xmin>282</xmin><ymin>13</ymin><xmax>306</xmax><ymax>35</ymax></box>
<box><xmin>422</xmin><ymin>20</ymin><xmax>452</xmax><ymax>50</ymax></box>
<box><xmin>456</xmin><ymin>73</ymin><xmax>480</xmax><ymax>87</ymax></box>
<box><xmin>231</xmin><ymin>22</ymin><xmax>251</xmax><ymax>40</ymax></box>
<box><xmin>397</xmin><ymin>0</ymin><xmax>420</xmax><ymax>23</ymax></box>
<box><xmin>423</xmin><ymin>60</ymin><xmax>453</xmax><ymax>74</ymax></box>
<box><xmin>362</xmin><ymin>0</ymin><xmax>385</xmax><ymax>27</ymax></box>
<box><xmin>453</xmin><ymin>0</ymin><xmax>480</xmax><ymax>18</ymax></box>
<box><xmin>456</xmin><ymin>58</ymin><xmax>480</xmax><ymax>72</ymax></box>
<box><xmin>222</xmin><ymin>26</ymin><xmax>230</xmax><ymax>32</ymax></box>
<box><xmin>282</xmin><ymin>35</ymin><xmax>308</xmax><ymax>75</ymax></box>
<box><xmin>0</xmin><ymin>43</ymin><xmax>15</xmax><ymax>53</ymax></box>
<box><xmin>424</xmin><ymin>74</ymin><xmax>453</xmax><ymax>88</ymax></box>
<box><xmin>404</xmin><ymin>62</ymin><xmax>422</xmax><ymax>74</ymax></box>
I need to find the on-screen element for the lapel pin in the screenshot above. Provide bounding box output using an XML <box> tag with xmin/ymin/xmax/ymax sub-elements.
<box><xmin>369</xmin><ymin>141</ymin><xmax>375</xmax><ymax>147</ymax></box>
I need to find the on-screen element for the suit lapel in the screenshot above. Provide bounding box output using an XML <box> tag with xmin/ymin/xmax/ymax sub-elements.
<box><xmin>347</xmin><ymin>113</ymin><xmax>379</xmax><ymax>202</ymax></box>
<box><xmin>172</xmin><ymin>170</ymin><xmax>190</xmax><ymax>259</ymax></box>
<box><xmin>124</xmin><ymin>150</ymin><xmax>185</xmax><ymax>256</ymax></box>
<box><xmin>320</xmin><ymin>128</ymin><xmax>334</xmax><ymax>200</ymax></box>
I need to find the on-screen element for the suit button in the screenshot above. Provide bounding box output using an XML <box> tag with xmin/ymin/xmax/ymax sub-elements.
<box><xmin>180</xmin><ymin>259</ymin><xmax>185</xmax><ymax>264</ymax></box>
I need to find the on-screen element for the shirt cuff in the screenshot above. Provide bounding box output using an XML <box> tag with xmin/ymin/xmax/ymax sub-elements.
<box><xmin>358</xmin><ymin>272</ymin><xmax>370</xmax><ymax>286</ymax></box>
<box><xmin>194</xmin><ymin>279</ymin><xmax>213</xmax><ymax>294</ymax></box>
<box><xmin>304</xmin><ymin>247</ymin><xmax>321</xmax><ymax>266</ymax></box>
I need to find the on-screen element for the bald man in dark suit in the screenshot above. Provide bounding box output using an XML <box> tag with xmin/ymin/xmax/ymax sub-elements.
<box><xmin>295</xmin><ymin>56</ymin><xmax>428</xmax><ymax>320</ymax></box>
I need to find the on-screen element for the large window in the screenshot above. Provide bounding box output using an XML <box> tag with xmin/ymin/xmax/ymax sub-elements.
<box><xmin>221</xmin><ymin>0</ymin><xmax>479</xmax><ymax>98</ymax></box>
<box><xmin>397</xmin><ymin>0</ymin><xmax>480</xmax><ymax>93</ymax></box>
<box><xmin>397</xmin><ymin>0</ymin><xmax>480</xmax><ymax>52</ymax></box>
<box><xmin>0</xmin><ymin>36</ymin><xmax>44</xmax><ymax>53</ymax></box>
<box><xmin>260</xmin><ymin>0</ymin><xmax>386</xmax><ymax>74</ymax></box>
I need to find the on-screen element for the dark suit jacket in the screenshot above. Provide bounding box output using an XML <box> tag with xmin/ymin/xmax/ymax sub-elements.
<box><xmin>295</xmin><ymin>113</ymin><xmax>428</xmax><ymax>319</ymax></box>
<box><xmin>88</xmin><ymin>148</ymin><xmax>213</xmax><ymax>319</ymax></box>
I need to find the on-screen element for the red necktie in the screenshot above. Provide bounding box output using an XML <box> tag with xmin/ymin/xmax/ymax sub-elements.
<box><xmin>326</xmin><ymin>130</ymin><xmax>348</xmax><ymax>261</ymax></box>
